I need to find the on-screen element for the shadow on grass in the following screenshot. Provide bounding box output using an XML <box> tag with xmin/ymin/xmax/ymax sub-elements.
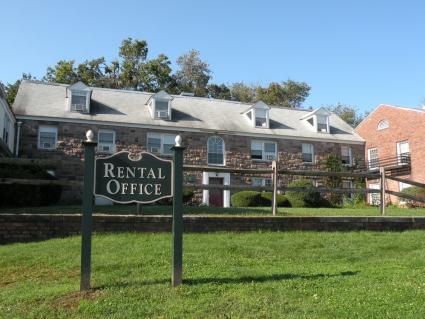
<box><xmin>95</xmin><ymin>271</ymin><xmax>358</xmax><ymax>289</ymax></box>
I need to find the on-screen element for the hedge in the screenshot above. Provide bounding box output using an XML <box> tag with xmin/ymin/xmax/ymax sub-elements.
<box><xmin>0</xmin><ymin>163</ymin><xmax>62</xmax><ymax>207</ymax></box>
<box><xmin>401</xmin><ymin>186</ymin><xmax>425</xmax><ymax>208</ymax></box>
<box><xmin>231</xmin><ymin>191</ymin><xmax>263</xmax><ymax>207</ymax></box>
<box><xmin>285</xmin><ymin>180</ymin><xmax>323</xmax><ymax>207</ymax></box>
<box><xmin>260</xmin><ymin>192</ymin><xmax>291</xmax><ymax>207</ymax></box>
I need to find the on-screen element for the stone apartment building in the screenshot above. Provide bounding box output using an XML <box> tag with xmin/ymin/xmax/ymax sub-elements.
<box><xmin>13</xmin><ymin>80</ymin><xmax>365</xmax><ymax>206</ymax></box>
<box><xmin>355</xmin><ymin>104</ymin><xmax>425</xmax><ymax>205</ymax></box>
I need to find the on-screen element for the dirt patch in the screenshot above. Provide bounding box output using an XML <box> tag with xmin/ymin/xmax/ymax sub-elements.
<box><xmin>51</xmin><ymin>290</ymin><xmax>104</xmax><ymax>310</ymax></box>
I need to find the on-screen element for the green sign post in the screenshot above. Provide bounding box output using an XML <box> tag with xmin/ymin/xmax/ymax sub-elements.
<box><xmin>80</xmin><ymin>130</ymin><xmax>184</xmax><ymax>291</ymax></box>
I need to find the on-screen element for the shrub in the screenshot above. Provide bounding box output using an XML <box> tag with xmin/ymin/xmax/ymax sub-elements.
<box><xmin>182</xmin><ymin>188</ymin><xmax>194</xmax><ymax>204</ymax></box>
<box><xmin>231</xmin><ymin>191</ymin><xmax>262</xmax><ymax>207</ymax></box>
<box><xmin>285</xmin><ymin>180</ymin><xmax>323</xmax><ymax>207</ymax></box>
<box><xmin>0</xmin><ymin>163</ymin><xmax>62</xmax><ymax>207</ymax></box>
<box><xmin>401</xmin><ymin>186</ymin><xmax>425</xmax><ymax>208</ymax></box>
<box><xmin>260</xmin><ymin>192</ymin><xmax>291</xmax><ymax>207</ymax></box>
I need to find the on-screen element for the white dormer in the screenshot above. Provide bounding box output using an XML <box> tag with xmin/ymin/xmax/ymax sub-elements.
<box><xmin>146</xmin><ymin>90</ymin><xmax>173</xmax><ymax>120</ymax></box>
<box><xmin>67</xmin><ymin>81</ymin><xmax>92</xmax><ymax>114</ymax></box>
<box><xmin>243</xmin><ymin>101</ymin><xmax>270</xmax><ymax>129</ymax></box>
<box><xmin>301</xmin><ymin>107</ymin><xmax>331</xmax><ymax>133</ymax></box>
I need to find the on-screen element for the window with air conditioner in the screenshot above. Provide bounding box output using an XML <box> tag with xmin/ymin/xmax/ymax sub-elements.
<box><xmin>70</xmin><ymin>93</ymin><xmax>88</xmax><ymax>112</ymax></box>
<box><xmin>251</xmin><ymin>140</ymin><xmax>277</xmax><ymax>161</ymax></box>
<box><xmin>98</xmin><ymin>130</ymin><xmax>115</xmax><ymax>154</ymax></box>
<box><xmin>154</xmin><ymin>100</ymin><xmax>170</xmax><ymax>119</ymax></box>
<box><xmin>255</xmin><ymin>109</ymin><xmax>268</xmax><ymax>128</ymax></box>
<box><xmin>207</xmin><ymin>136</ymin><xmax>225</xmax><ymax>166</ymax></box>
<box><xmin>67</xmin><ymin>82</ymin><xmax>91</xmax><ymax>113</ymax></box>
<box><xmin>147</xmin><ymin>132</ymin><xmax>176</xmax><ymax>155</ymax></box>
<box><xmin>244</xmin><ymin>101</ymin><xmax>270</xmax><ymax>128</ymax></box>
<box><xmin>302</xmin><ymin>143</ymin><xmax>314</xmax><ymax>163</ymax></box>
<box><xmin>252</xmin><ymin>177</ymin><xmax>272</xmax><ymax>187</ymax></box>
<box><xmin>341</xmin><ymin>146</ymin><xmax>352</xmax><ymax>165</ymax></box>
<box><xmin>38</xmin><ymin>126</ymin><xmax>57</xmax><ymax>150</ymax></box>
<box><xmin>317</xmin><ymin>115</ymin><xmax>329</xmax><ymax>133</ymax></box>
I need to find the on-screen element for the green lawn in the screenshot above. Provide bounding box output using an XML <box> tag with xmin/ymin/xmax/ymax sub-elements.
<box><xmin>2</xmin><ymin>231</ymin><xmax>425</xmax><ymax>318</ymax></box>
<box><xmin>2</xmin><ymin>205</ymin><xmax>425</xmax><ymax>216</ymax></box>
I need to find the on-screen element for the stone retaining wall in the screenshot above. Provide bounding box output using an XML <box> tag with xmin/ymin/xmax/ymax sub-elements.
<box><xmin>2</xmin><ymin>214</ymin><xmax>425</xmax><ymax>244</ymax></box>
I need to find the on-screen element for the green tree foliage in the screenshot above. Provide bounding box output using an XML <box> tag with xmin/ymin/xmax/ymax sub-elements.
<box><xmin>229</xmin><ymin>82</ymin><xmax>256</xmax><ymax>103</ymax></box>
<box><xmin>138</xmin><ymin>54</ymin><xmax>173</xmax><ymax>92</ymax></box>
<box><xmin>256</xmin><ymin>80</ymin><xmax>311</xmax><ymax>108</ymax></box>
<box><xmin>44</xmin><ymin>60</ymin><xmax>78</xmax><ymax>84</ymax></box>
<box><xmin>118</xmin><ymin>38</ymin><xmax>148</xmax><ymax>89</ymax></box>
<box><xmin>285</xmin><ymin>180</ymin><xmax>324</xmax><ymax>207</ymax></box>
<box><xmin>175</xmin><ymin>49</ymin><xmax>211</xmax><ymax>97</ymax></box>
<box><xmin>207</xmin><ymin>83</ymin><xmax>231</xmax><ymax>100</ymax></box>
<box><xmin>325</xmin><ymin>103</ymin><xmax>365</xmax><ymax>127</ymax></box>
<box><xmin>4</xmin><ymin>73</ymin><xmax>35</xmax><ymax>106</ymax></box>
<box><xmin>325</xmin><ymin>154</ymin><xmax>344</xmax><ymax>206</ymax></box>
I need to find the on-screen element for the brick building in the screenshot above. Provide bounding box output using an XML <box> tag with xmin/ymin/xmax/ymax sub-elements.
<box><xmin>13</xmin><ymin>80</ymin><xmax>365</xmax><ymax>206</ymax></box>
<box><xmin>355</xmin><ymin>104</ymin><xmax>425</xmax><ymax>205</ymax></box>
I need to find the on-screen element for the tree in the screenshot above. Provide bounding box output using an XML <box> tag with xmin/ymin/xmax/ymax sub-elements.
<box><xmin>43</xmin><ymin>60</ymin><xmax>78</xmax><ymax>84</ymax></box>
<box><xmin>4</xmin><ymin>73</ymin><xmax>35</xmax><ymax>106</ymax></box>
<box><xmin>207</xmin><ymin>83</ymin><xmax>231</xmax><ymax>100</ymax></box>
<box><xmin>76</xmin><ymin>57</ymin><xmax>107</xmax><ymax>87</ymax></box>
<box><xmin>138</xmin><ymin>54</ymin><xmax>173</xmax><ymax>92</ymax></box>
<box><xmin>256</xmin><ymin>80</ymin><xmax>311</xmax><ymax>108</ymax></box>
<box><xmin>118</xmin><ymin>38</ymin><xmax>148</xmax><ymax>89</ymax></box>
<box><xmin>229</xmin><ymin>82</ymin><xmax>256</xmax><ymax>103</ymax></box>
<box><xmin>175</xmin><ymin>49</ymin><xmax>211</xmax><ymax>97</ymax></box>
<box><xmin>325</xmin><ymin>103</ymin><xmax>364</xmax><ymax>127</ymax></box>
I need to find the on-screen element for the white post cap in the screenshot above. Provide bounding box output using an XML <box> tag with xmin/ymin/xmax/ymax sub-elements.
<box><xmin>175</xmin><ymin>135</ymin><xmax>182</xmax><ymax>147</ymax></box>
<box><xmin>86</xmin><ymin>130</ymin><xmax>94</xmax><ymax>142</ymax></box>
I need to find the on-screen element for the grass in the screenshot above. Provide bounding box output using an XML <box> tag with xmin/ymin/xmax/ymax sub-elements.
<box><xmin>2</xmin><ymin>231</ymin><xmax>425</xmax><ymax>318</ymax></box>
<box><xmin>2</xmin><ymin>205</ymin><xmax>425</xmax><ymax>216</ymax></box>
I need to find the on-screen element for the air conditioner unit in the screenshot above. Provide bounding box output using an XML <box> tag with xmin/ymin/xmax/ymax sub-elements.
<box><xmin>43</xmin><ymin>142</ymin><xmax>51</xmax><ymax>149</ymax></box>
<box><xmin>156</xmin><ymin>111</ymin><xmax>168</xmax><ymax>118</ymax></box>
<box><xmin>266</xmin><ymin>154</ymin><xmax>275</xmax><ymax>160</ymax></box>
<box><xmin>72</xmin><ymin>104</ymin><xmax>85</xmax><ymax>112</ymax></box>
<box><xmin>262</xmin><ymin>122</ymin><xmax>267</xmax><ymax>128</ymax></box>
<box><xmin>99</xmin><ymin>144</ymin><xmax>112</xmax><ymax>152</ymax></box>
<box><xmin>320</xmin><ymin>128</ymin><xmax>327</xmax><ymax>132</ymax></box>
<box><xmin>150</xmin><ymin>147</ymin><xmax>160</xmax><ymax>153</ymax></box>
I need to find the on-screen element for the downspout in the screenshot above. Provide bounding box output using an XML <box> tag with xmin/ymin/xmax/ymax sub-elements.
<box><xmin>14</xmin><ymin>121</ymin><xmax>22</xmax><ymax>157</ymax></box>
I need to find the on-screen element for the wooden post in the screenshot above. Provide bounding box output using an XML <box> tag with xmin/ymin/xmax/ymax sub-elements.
<box><xmin>271</xmin><ymin>160</ymin><xmax>278</xmax><ymax>216</ymax></box>
<box><xmin>380</xmin><ymin>167</ymin><xmax>386</xmax><ymax>216</ymax></box>
<box><xmin>171</xmin><ymin>135</ymin><xmax>185</xmax><ymax>287</ymax></box>
<box><xmin>80</xmin><ymin>130</ymin><xmax>97</xmax><ymax>291</ymax></box>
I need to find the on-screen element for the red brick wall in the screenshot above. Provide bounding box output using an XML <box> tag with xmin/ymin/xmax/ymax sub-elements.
<box><xmin>355</xmin><ymin>104</ymin><xmax>425</xmax><ymax>203</ymax></box>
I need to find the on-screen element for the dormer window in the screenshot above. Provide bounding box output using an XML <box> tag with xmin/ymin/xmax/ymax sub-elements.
<box><xmin>67</xmin><ymin>81</ymin><xmax>91</xmax><ymax>113</ymax></box>
<box><xmin>243</xmin><ymin>101</ymin><xmax>270</xmax><ymax>129</ymax></box>
<box><xmin>146</xmin><ymin>90</ymin><xmax>173</xmax><ymax>120</ymax></box>
<box><xmin>301</xmin><ymin>107</ymin><xmax>331</xmax><ymax>133</ymax></box>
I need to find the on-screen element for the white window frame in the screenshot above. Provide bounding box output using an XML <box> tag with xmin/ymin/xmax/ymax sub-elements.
<box><xmin>207</xmin><ymin>136</ymin><xmax>225</xmax><ymax>166</ymax></box>
<box><xmin>396</xmin><ymin>140</ymin><xmax>409</xmax><ymax>165</ymax></box>
<box><xmin>341</xmin><ymin>146</ymin><xmax>352</xmax><ymax>165</ymax></box>
<box><xmin>147</xmin><ymin>132</ymin><xmax>176</xmax><ymax>156</ymax></box>
<box><xmin>369</xmin><ymin>183</ymin><xmax>380</xmax><ymax>206</ymax></box>
<box><xmin>316</xmin><ymin>114</ymin><xmax>330</xmax><ymax>133</ymax></box>
<box><xmin>301</xmin><ymin>143</ymin><xmax>314</xmax><ymax>163</ymax></box>
<box><xmin>254</xmin><ymin>109</ymin><xmax>269</xmax><ymax>128</ymax></box>
<box><xmin>38</xmin><ymin>126</ymin><xmax>58</xmax><ymax>150</ymax></box>
<box><xmin>251</xmin><ymin>140</ymin><xmax>277</xmax><ymax>162</ymax></box>
<box><xmin>377</xmin><ymin>120</ymin><xmax>389</xmax><ymax>130</ymax></box>
<box><xmin>69</xmin><ymin>90</ymin><xmax>90</xmax><ymax>113</ymax></box>
<box><xmin>97</xmin><ymin>130</ymin><xmax>116</xmax><ymax>154</ymax></box>
<box><xmin>368</xmin><ymin>147</ymin><xmax>379</xmax><ymax>170</ymax></box>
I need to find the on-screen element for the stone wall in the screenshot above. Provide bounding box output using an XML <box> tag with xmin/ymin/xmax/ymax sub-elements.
<box><xmin>18</xmin><ymin>119</ymin><xmax>365</xmax><ymax>204</ymax></box>
<box><xmin>1</xmin><ymin>213</ymin><xmax>425</xmax><ymax>244</ymax></box>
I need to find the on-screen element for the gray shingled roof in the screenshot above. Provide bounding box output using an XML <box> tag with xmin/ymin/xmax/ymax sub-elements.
<box><xmin>13</xmin><ymin>80</ymin><xmax>364</xmax><ymax>144</ymax></box>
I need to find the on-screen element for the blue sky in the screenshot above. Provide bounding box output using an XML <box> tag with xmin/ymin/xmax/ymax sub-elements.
<box><xmin>1</xmin><ymin>0</ymin><xmax>424</xmax><ymax>113</ymax></box>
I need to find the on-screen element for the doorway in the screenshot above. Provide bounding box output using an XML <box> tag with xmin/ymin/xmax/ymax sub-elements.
<box><xmin>208</xmin><ymin>177</ymin><xmax>224</xmax><ymax>207</ymax></box>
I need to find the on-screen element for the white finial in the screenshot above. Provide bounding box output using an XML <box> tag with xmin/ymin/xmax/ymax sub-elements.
<box><xmin>86</xmin><ymin>130</ymin><xmax>94</xmax><ymax>142</ymax></box>
<box><xmin>175</xmin><ymin>135</ymin><xmax>182</xmax><ymax>147</ymax></box>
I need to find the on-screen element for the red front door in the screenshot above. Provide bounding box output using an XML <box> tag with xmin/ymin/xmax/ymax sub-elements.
<box><xmin>209</xmin><ymin>177</ymin><xmax>224</xmax><ymax>207</ymax></box>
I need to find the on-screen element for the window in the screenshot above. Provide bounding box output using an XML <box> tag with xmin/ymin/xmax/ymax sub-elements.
<box><xmin>369</xmin><ymin>183</ymin><xmax>380</xmax><ymax>206</ymax></box>
<box><xmin>342</xmin><ymin>180</ymin><xmax>353</xmax><ymax>198</ymax></box>
<box><xmin>154</xmin><ymin>100</ymin><xmax>170</xmax><ymax>119</ymax></box>
<box><xmin>302</xmin><ymin>143</ymin><xmax>314</xmax><ymax>163</ymax></box>
<box><xmin>147</xmin><ymin>133</ymin><xmax>176</xmax><ymax>155</ymax></box>
<box><xmin>317</xmin><ymin>115</ymin><xmax>328</xmax><ymax>132</ymax></box>
<box><xmin>377</xmin><ymin>120</ymin><xmax>389</xmax><ymax>130</ymax></box>
<box><xmin>38</xmin><ymin>126</ymin><xmax>57</xmax><ymax>150</ymax></box>
<box><xmin>207</xmin><ymin>136</ymin><xmax>225</xmax><ymax>165</ymax></box>
<box><xmin>2</xmin><ymin>116</ymin><xmax>10</xmax><ymax>144</ymax></box>
<box><xmin>97</xmin><ymin>130</ymin><xmax>115</xmax><ymax>154</ymax></box>
<box><xmin>368</xmin><ymin>148</ymin><xmax>379</xmax><ymax>170</ymax></box>
<box><xmin>396</xmin><ymin>140</ymin><xmax>409</xmax><ymax>165</ymax></box>
<box><xmin>255</xmin><ymin>109</ymin><xmax>268</xmax><ymax>128</ymax></box>
<box><xmin>341</xmin><ymin>146</ymin><xmax>352</xmax><ymax>165</ymax></box>
<box><xmin>252</xmin><ymin>177</ymin><xmax>272</xmax><ymax>187</ymax></box>
<box><xmin>251</xmin><ymin>140</ymin><xmax>277</xmax><ymax>161</ymax></box>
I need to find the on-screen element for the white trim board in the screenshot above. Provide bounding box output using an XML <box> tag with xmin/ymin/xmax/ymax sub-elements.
<box><xmin>202</xmin><ymin>172</ymin><xmax>230</xmax><ymax>208</ymax></box>
<box><xmin>16</xmin><ymin>115</ymin><xmax>365</xmax><ymax>145</ymax></box>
